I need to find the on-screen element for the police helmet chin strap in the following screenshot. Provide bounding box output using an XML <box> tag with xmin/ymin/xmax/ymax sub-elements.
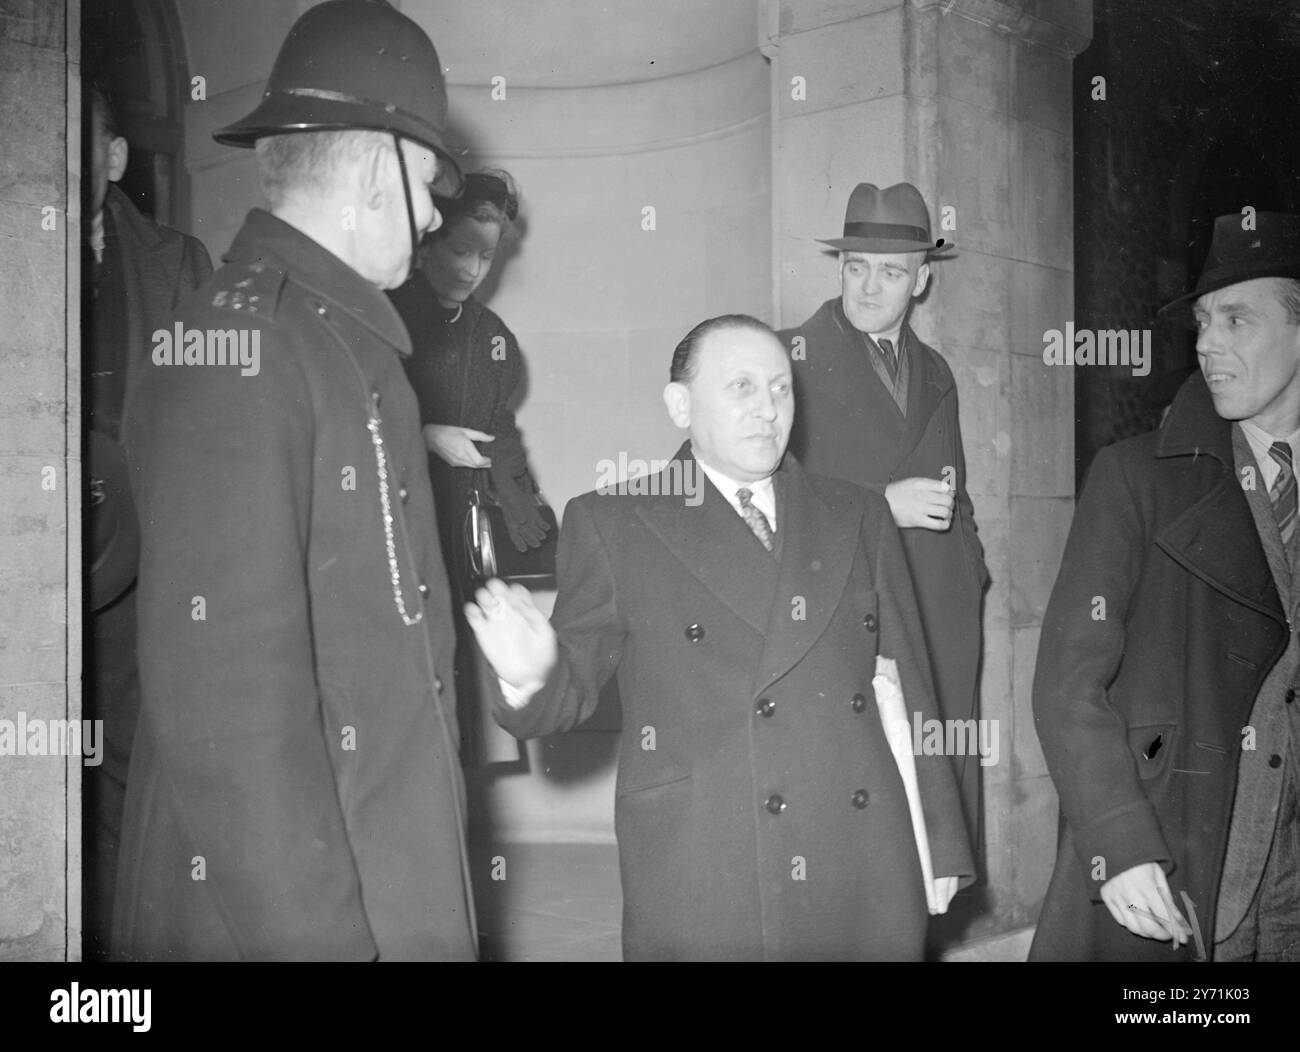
<box><xmin>392</xmin><ymin>133</ymin><xmax>420</xmax><ymax>284</ymax></box>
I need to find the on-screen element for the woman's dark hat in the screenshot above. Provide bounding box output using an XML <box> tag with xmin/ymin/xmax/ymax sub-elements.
<box><xmin>214</xmin><ymin>0</ymin><xmax>463</xmax><ymax>196</ymax></box>
<box><xmin>1160</xmin><ymin>212</ymin><xmax>1300</xmax><ymax>323</ymax></box>
<box><xmin>818</xmin><ymin>181</ymin><xmax>950</xmax><ymax>254</ymax></box>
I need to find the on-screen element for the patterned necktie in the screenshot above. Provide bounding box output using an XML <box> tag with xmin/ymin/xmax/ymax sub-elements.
<box><xmin>737</xmin><ymin>487</ymin><xmax>774</xmax><ymax>552</ymax></box>
<box><xmin>876</xmin><ymin>336</ymin><xmax>899</xmax><ymax>385</ymax></box>
<box><xmin>1269</xmin><ymin>440</ymin><xmax>1297</xmax><ymax>546</ymax></box>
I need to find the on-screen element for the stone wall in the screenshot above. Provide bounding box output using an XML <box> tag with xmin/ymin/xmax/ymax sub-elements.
<box><xmin>0</xmin><ymin>0</ymin><xmax>80</xmax><ymax>961</ymax></box>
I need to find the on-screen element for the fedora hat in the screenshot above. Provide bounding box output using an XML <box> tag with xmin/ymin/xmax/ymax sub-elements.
<box><xmin>818</xmin><ymin>181</ymin><xmax>949</xmax><ymax>254</ymax></box>
<box><xmin>1160</xmin><ymin>211</ymin><xmax>1300</xmax><ymax>322</ymax></box>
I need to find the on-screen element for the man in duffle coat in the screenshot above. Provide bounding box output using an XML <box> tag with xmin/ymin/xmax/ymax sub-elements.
<box><xmin>466</xmin><ymin>314</ymin><xmax>975</xmax><ymax>960</ymax></box>
<box><xmin>113</xmin><ymin>0</ymin><xmax>477</xmax><ymax>961</ymax></box>
<box><xmin>1031</xmin><ymin>212</ymin><xmax>1300</xmax><ymax>961</ymax></box>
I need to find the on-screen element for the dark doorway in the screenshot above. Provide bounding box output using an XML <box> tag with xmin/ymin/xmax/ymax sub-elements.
<box><xmin>1072</xmin><ymin>0</ymin><xmax>1300</xmax><ymax>484</ymax></box>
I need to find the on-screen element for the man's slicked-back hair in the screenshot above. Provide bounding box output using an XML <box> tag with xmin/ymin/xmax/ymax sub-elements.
<box><xmin>670</xmin><ymin>313</ymin><xmax>779</xmax><ymax>384</ymax></box>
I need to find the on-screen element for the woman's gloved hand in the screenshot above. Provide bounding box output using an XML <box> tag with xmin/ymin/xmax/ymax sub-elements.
<box><xmin>494</xmin><ymin>479</ymin><xmax>551</xmax><ymax>551</ymax></box>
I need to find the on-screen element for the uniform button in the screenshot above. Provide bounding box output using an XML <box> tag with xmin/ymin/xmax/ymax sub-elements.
<box><xmin>1286</xmin><ymin>688</ymin><xmax>1296</xmax><ymax>705</ymax></box>
<box><xmin>399</xmin><ymin>483</ymin><xmax>409</xmax><ymax>503</ymax></box>
<box><xmin>418</xmin><ymin>580</ymin><xmax>430</xmax><ymax>598</ymax></box>
<box><xmin>851</xmin><ymin>692</ymin><xmax>868</xmax><ymax>713</ymax></box>
<box><xmin>1269</xmin><ymin>754</ymin><xmax>1283</xmax><ymax>768</ymax></box>
<box><xmin>434</xmin><ymin>677</ymin><xmax>444</xmax><ymax>695</ymax></box>
<box><xmin>315</xmin><ymin>302</ymin><xmax>328</xmax><ymax>317</ymax></box>
<box><xmin>685</xmin><ymin>623</ymin><xmax>704</xmax><ymax>643</ymax></box>
<box><xmin>765</xmin><ymin>794</ymin><xmax>786</xmax><ymax>815</ymax></box>
<box><xmin>755</xmin><ymin>698</ymin><xmax>775</xmax><ymax>718</ymax></box>
<box><xmin>371</xmin><ymin>388</ymin><xmax>381</xmax><ymax>407</ymax></box>
<box><xmin>863</xmin><ymin>613</ymin><xmax>877</xmax><ymax>632</ymax></box>
<box><xmin>851</xmin><ymin>789</ymin><xmax>870</xmax><ymax>809</ymax></box>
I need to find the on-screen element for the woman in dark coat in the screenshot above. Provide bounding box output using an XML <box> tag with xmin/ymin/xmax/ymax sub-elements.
<box><xmin>387</xmin><ymin>169</ymin><xmax>549</xmax><ymax>763</ymax></box>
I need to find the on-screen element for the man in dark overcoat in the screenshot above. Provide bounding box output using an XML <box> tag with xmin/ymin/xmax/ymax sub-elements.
<box><xmin>779</xmin><ymin>182</ymin><xmax>989</xmax><ymax>867</ymax></box>
<box><xmin>113</xmin><ymin>0</ymin><xmax>476</xmax><ymax>960</ymax></box>
<box><xmin>83</xmin><ymin>80</ymin><xmax>213</xmax><ymax>960</ymax></box>
<box><xmin>466</xmin><ymin>315</ymin><xmax>974</xmax><ymax>960</ymax></box>
<box><xmin>1032</xmin><ymin>213</ymin><xmax>1300</xmax><ymax>961</ymax></box>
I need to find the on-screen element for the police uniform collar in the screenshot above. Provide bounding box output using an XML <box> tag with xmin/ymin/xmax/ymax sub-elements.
<box><xmin>225</xmin><ymin>209</ymin><xmax>413</xmax><ymax>355</ymax></box>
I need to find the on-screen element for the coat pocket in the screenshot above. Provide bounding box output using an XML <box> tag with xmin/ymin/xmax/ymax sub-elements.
<box><xmin>616</xmin><ymin>772</ymin><xmax>693</xmax><ymax>799</ymax></box>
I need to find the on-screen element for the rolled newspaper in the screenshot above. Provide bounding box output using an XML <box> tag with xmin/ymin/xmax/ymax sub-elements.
<box><xmin>872</xmin><ymin>655</ymin><xmax>941</xmax><ymax>913</ymax></box>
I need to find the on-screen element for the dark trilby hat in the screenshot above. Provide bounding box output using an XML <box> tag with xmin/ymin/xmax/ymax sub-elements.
<box><xmin>1160</xmin><ymin>211</ymin><xmax>1300</xmax><ymax>322</ymax></box>
<box><xmin>214</xmin><ymin>0</ymin><xmax>462</xmax><ymax>196</ymax></box>
<box><xmin>818</xmin><ymin>181</ymin><xmax>949</xmax><ymax>254</ymax></box>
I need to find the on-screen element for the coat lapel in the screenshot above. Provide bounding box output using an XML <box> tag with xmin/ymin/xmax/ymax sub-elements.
<box><xmin>106</xmin><ymin>185</ymin><xmax>174</xmax><ymax>368</ymax></box>
<box><xmin>816</xmin><ymin>300</ymin><xmax>906</xmax><ymax>427</ymax></box>
<box><xmin>752</xmin><ymin>455</ymin><xmax>860</xmax><ymax>695</ymax></box>
<box><xmin>634</xmin><ymin>443</ymin><xmax>781</xmax><ymax>638</ymax></box>
<box><xmin>894</xmin><ymin>322</ymin><xmax>954</xmax><ymax>466</ymax></box>
<box><xmin>1154</xmin><ymin>375</ymin><xmax>1286</xmax><ymax>625</ymax></box>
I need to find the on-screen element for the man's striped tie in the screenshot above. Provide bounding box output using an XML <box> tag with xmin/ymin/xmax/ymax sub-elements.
<box><xmin>1269</xmin><ymin>440</ymin><xmax>1297</xmax><ymax>546</ymax></box>
<box><xmin>737</xmin><ymin>487</ymin><xmax>774</xmax><ymax>553</ymax></box>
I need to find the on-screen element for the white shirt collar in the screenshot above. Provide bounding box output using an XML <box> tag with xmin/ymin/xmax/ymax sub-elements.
<box><xmin>693</xmin><ymin>453</ymin><xmax>777</xmax><ymax>533</ymax></box>
<box><xmin>868</xmin><ymin>323</ymin><xmax>904</xmax><ymax>348</ymax></box>
<box><xmin>1239</xmin><ymin>418</ymin><xmax>1300</xmax><ymax>488</ymax></box>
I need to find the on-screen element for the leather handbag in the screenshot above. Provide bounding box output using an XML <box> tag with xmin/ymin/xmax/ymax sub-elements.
<box><xmin>463</xmin><ymin>471</ymin><xmax>558</xmax><ymax>590</ymax></box>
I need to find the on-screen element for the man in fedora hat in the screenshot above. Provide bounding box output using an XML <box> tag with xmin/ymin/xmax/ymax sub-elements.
<box><xmin>115</xmin><ymin>0</ymin><xmax>476</xmax><ymax>960</ymax></box>
<box><xmin>1031</xmin><ymin>211</ymin><xmax>1300</xmax><ymax>960</ymax></box>
<box><xmin>779</xmin><ymin>182</ymin><xmax>988</xmax><ymax>874</ymax></box>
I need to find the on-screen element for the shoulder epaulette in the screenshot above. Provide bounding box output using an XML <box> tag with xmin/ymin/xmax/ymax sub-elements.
<box><xmin>210</xmin><ymin>258</ymin><xmax>288</xmax><ymax>321</ymax></box>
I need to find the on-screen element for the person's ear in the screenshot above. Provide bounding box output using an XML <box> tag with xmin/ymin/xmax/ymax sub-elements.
<box><xmin>663</xmin><ymin>381</ymin><xmax>691</xmax><ymax>429</ymax></box>
<box><xmin>913</xmin><ymin>261</ymin><xmax>931</xmax><ymax>298</ymax></box>
<box><xmin>106</xmin><ymin>136</ymin><xmax>128</xmax><ymax>183</ymax></box>
<box><xmin>361</xmin><ymin>140</ymin><xmax>390</xmax><ymax>211</ymax></box>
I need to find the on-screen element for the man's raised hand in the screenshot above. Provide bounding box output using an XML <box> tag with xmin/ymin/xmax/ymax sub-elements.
<box><xmin>884</xmin><ymin>476</ymin><xmax>954</xmax><ymax>530</ymax></box>
<box><xmin>464</xmin><ymin>578</ymin><xmax>557</xmax><ymax>690</ymax></box>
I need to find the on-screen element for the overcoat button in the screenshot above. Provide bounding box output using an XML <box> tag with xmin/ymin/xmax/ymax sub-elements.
<box><xmin>1286</xmin><ymin>688</ymin><xmax>1296</xmax><ymax>705</ymax></box>
<box><xmin>1269</xmin><ymin>754</ymin><xmax>1283</xmax><ymax>768</ymax></box>
<box><xmin>863</xmin><ymin>613</ymin><xmax>877</xmax><ymax>631</ymax></box>
<box><xmin>765</xmin><ymin>794</ymin><xmax>786</xmax><ymax>815</ymax></box>
<box><xmin>315</xmin><ymin>303</ymin><xmax>328</xmax><ymax>317</ymax></box>
<box><xmin>371</xmin><ymin>388</ymin><xmax>381</xmax><ymax>407</ymax></box>
<box><xmin>434</xmin><ymin>677</ymin><xmax>444</xmax><ymax>695</ymax></box>
<box><xmin>399</xmin><ymin>484</ymin><xmax>409</xmax><ymax>503</ymax></box>
<box><xmin>685</xmin><ymin>623</ymin><xmax>704</xmax><ymax>643</ymax></box>
<box><xmin>851</xmin><ymin>789</ymin><xmax>869</xmax><ymax>809</ymax></box>
<box><xmin>851</xmin><ymin>692</ymin><xmax>867</xmax><ymax>713</ymax></box>
<box><xmin>755</xmin><ymin>698</ymin><xmax>775</xmax><ymax>718</ymax></box>
<box><xmin>417</xmin><ymin>580</ymin><xmax>429</xmax><ymax>598</ymax></box>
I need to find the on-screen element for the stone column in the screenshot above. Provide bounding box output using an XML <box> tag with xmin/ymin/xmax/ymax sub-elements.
<box><xmin>0</xmin><ymin>0</ymin><xmax>81</xmax><ymax>960</ymax></box>
<box><xmin>770</xmin><ymin>0</ymin><xmax>1092</xmax><ymax>940</ymax></box>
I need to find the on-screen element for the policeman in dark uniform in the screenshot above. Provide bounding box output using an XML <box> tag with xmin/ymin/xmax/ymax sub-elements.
<box><xmin>114</xmin><ymin>0</ymin><xmax>476</xmax><ymax>960</ymax></box>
